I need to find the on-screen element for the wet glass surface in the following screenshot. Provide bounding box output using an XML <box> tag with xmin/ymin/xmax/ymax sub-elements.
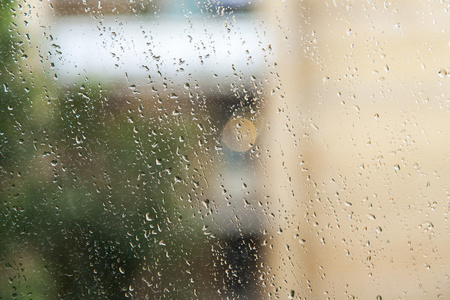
<box><xmin>1</xmin><ymin>0</ymin><xmax>450</xmax><ymax>299</ymax></box>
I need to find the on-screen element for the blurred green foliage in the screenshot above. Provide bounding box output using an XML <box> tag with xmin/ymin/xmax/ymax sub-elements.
<box><xmin>0</xmin><ymin>2</ymin><xmax>215</xmax><ymax>298</ymax></box>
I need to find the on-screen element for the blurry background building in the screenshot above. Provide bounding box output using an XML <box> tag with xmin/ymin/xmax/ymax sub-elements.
<box><xmin>261</xmin><ymin>0</ymin><xmax>450</xmax><ymax>299</ymax></box>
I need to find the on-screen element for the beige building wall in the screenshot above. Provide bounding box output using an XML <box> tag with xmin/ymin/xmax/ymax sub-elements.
<box><xmin>262</xmin><ymin>1</ymin><xmax>450</xmax><ymax>299</ymax></box>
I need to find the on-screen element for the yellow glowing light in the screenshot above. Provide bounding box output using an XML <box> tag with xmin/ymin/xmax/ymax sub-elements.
<box><xmin>222</xmin><ymin>117</ymin><xmax>257</xmax><ymax>152</ymax></box>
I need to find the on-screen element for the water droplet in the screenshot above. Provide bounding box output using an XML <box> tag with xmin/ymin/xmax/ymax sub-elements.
<box><xmin>438</xmin><ymin>68</ymin><xmax>447</xmax><ymax>78</ymax></box>
<box><xmin>202</xmin><ymin>199</ymin><xmax>209</xmax><ymax>208</ymax></box>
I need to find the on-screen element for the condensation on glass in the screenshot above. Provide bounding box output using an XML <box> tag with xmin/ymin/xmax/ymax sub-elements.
<box><xmin>1</xmin><ymin>0</ymin><xmax>449</xmax><ymax>299</ymax></box>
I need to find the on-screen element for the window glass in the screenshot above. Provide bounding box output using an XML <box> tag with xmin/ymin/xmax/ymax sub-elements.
<box><xmin>1</xmin><ymin>0</ymin><xmax>449</xmax><ymax>299</ymax></box>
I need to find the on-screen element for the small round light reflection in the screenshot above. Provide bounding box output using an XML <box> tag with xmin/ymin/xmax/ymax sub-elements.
<box><xmin>222</xmin><ymin>117</ymin><xmax>257</xmax><ymax>152</ymax></box>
